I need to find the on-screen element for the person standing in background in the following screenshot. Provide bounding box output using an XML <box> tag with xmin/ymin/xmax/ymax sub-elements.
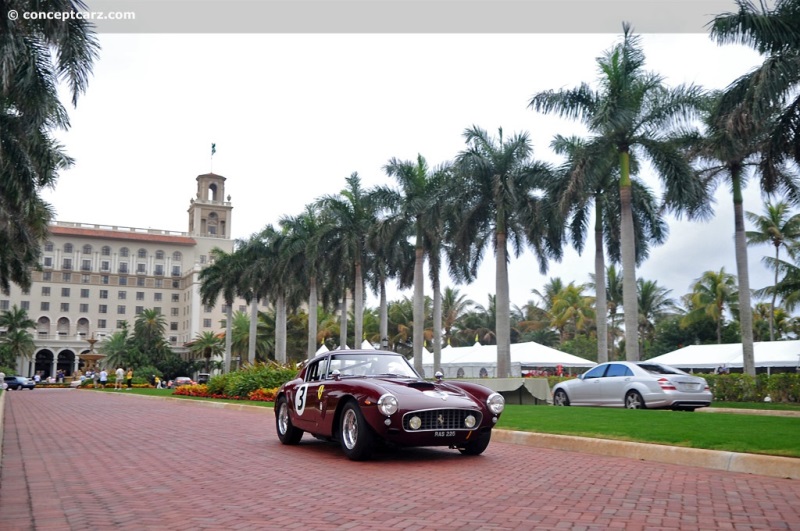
<box><xmin>126</xmin><ymin>368</ymin><xmax>133</xmax><ymax>389</ymax></box>
<box><xmin>115</xmin><ymin>367</ymin><xmax>124</xmax><ymax>390</ymax></box>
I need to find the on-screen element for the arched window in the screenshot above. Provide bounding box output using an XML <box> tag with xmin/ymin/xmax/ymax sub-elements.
<box><xmin>57</xmin><ymin>317</ymin><xmax>70</xmax><ymax>335</ymax></box>
<box><xmin>172</xmin><ymin>251</ymin><xmax>182</xmax><ymax>262</ymax></box>
<box><xmin>137</xmin><ymin>248</ymin><xmax>147</xmax><ymax>258</ymax></box>
<box><xmin>76</xmin><ymin>318</ymin><xmax>90</xmax><ymax>336</ymax></box>
<box><xmin>44</xmin><ymin>242</ymin><xmax>54</xmax><ymax>252</ymax></box>
<box><xmin>82</xmin><ymin>245</ymin><xmax>92</xmax><ymax>255</ymax></box>
<box><xmin>120</xmin><ymin>247</ymin><xmax>129</xmax><ymax>257</ymax></box>
<box><xmin>102</xmin><ymin>246</ymin><xmax>111</xmax><ymax>256</ymax></box>
<box><xmin>37</xmin><ymin>316</ymin><xmax>51</xmax><ymax>336</ymax></box>
<box><xmin>155</xmin><ymin>250</ymin><xmax>164</xmax><ymax>260</ymax></box>
<box><xmin>64</xmin><ymin>243</ymin><xmax>73</xmax><ymax>253</ymax></box>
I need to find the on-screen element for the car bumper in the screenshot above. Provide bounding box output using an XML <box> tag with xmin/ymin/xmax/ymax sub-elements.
<box><xmin>642</xmin><ymin>390</ymin><xmax>712</xmax><ymax>409</ymax></box>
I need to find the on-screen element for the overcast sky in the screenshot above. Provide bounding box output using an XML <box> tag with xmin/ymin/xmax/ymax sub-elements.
<box><xmin>42</xmin><ymin>10</ymin><xmax>784</xmax><ymax>311</ymax></box>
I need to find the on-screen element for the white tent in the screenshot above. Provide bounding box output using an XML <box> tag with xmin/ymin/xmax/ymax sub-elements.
<box><xmin>412</xmin><ymin>341</ymin><xmax>595</xmax><ymax>378</ymax></box>
<box><xmin>361</xmin><ymin>339</ymin><xmax>376</xmax><ymax>350</ymax></box>
<box><xmin>315</xmin><ymin>344</ymin><xmax>329</xmax><ymax>355</ymax></box>
<box><xmin>648</xmin><ymin>341</ymin><xmax>800</xmax><ymax>370</ymax></box>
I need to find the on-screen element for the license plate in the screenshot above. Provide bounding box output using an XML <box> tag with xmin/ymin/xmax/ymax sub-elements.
<box><xmin>434</xmin><ymin>430</ymin><xmax>455</xmax><ymax>437</ymax></box>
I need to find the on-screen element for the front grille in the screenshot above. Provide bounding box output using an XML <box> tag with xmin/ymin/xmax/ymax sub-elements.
<box><xmin>402</xmin><ymin>408</ymin><xmax>482</xmax><ymax>432</ymax></box>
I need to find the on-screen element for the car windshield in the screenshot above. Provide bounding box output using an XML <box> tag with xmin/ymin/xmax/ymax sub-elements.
<box><xmin>328</xmin><ymin>353</ymin><xmax>419</xmax><ymax>378</ymax></box>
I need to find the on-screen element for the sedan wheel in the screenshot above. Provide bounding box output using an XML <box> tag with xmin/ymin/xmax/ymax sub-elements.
<box><xmin>275</xmin><ymin>396</ymin><xmax>303</xmax><ymax>445</ymax></box>
<box><xmin>625</xmin><ymin>391</ymin><xmax>646</xmax><ymax>409</ymax></box>
<box><xmin>553</xmin><ymin>389</ymin><xmax>570</xmax><ymax>406</ymax></box>
<box><xmin>340</xmin><ymin>401</ymin><xmax>374</xmax><ymax>461</ymax></box>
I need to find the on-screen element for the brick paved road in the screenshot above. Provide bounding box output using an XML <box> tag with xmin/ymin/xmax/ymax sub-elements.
<box><xmin>2</xmin><ymin>389</ymin><xmax>800</xmax><ymax>530</ymax></box>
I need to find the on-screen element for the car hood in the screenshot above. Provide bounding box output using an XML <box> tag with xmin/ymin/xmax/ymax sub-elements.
<box><xmin>372</xmin><ymin>378</ymin><xmax>483</xmax><ymax>409</ymax></box>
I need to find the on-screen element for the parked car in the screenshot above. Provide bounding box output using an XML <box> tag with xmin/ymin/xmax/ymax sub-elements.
<box><xmin>552</xmin><ymin>361</ymin><xmax>712</xmax><ymax>411</ymax></box>
<box><xmin>274</xmin><ymin>349</ymin><xmax>505</xmax><ymax>461</ymax></box>
<box><xmin>4</xmin><ymin>376</ymin><xmax>36</xmax><ymax>390</ymax></box>
<box><xmin>172</xmin><ymin>376</ymin><xmax>195</xmax><ymax>387</ymax></box>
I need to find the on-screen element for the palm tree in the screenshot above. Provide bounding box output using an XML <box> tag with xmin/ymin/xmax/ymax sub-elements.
<box><xmin>227</xmin><ymin>310</ymin><xmax>271</xmax><ymax>367</ymax></box>
<box><xmin>550</xmin><ymin>135</ymin><xmax>667</xmax><ymax>362</ymax></box>
<box><xmin>199</xmin><ymin>246</ymin><xmax>245</xmax><ymax>372</ymax></box>
<box><xmin>98</xmin><ymin>326</ymin><xmax>132</xmax><ymax>371</ymax></box>
<box><xmin>441</xmin><ymin>287</ymin><xmax>475</xmax><ymax>346</ymax></box>
<box><xmin>691</xmin><ymin>89</ymin><xmax>799</xmax><ymax>375</ymax></box>
<box><xmin>188</xmin><ymin>331</ymin><xmax>224</xmax><ymax>373</ymax></box>
<box><xmin>710</xmin><ymin>0</ymin><xmax>800</xmax><ymax>171</ymax></box>
<box><xmin>529</xmin><ymin>24</ymin><xmax>708</xmax><ymax>361</ymax></box>
<box><xmin>637</xmin><ymin>278</ymin><xmax>676</xmax><ymax>357</ymax></box>
<box><xmin>376</xmin><ymin>155</ymin><xmax>451</xmax><ymax>373</ymax></box>
<box><xmin>746</xmin><ymin>201</ymin><xmax>800</xmax><ymax>340</ymax></box>
<box><xmin>279</xmin><ymin>205</ymin><xmax>334</xmax><ymax>359</ymax></box>
<box><xmin>133</xmin><ymin>309</ymin><xmax>169</xmax><ymax>366</ymax></box>
<box><xmin>0</xmin><ymin>305</ymin><xmax>36</xmax><ymax>370</ymax></box>
<box><xmin>682</xmin><ymin>268</ymin><xmax>739</xmax><ymax>344</ymax></box>
<box><xmin>451</xmin><ymin>126</ymin><xmax>558</xmax><ymax>377</ymax></box>
<box><xmin>318</xmin><ymin>173</ymin><xmax>377</xmax><ymax>351</ymax></box>
<box><xmin>550</xmin><ymin>283</ymin><xmax>595</xmax><ymax>342</ymax></box>
<box><xmin>0</xmin><ymin>0</ymin><xmax>99</xmax><ymax>293</ymax></box>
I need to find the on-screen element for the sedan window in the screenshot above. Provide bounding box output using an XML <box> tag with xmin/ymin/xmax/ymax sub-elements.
<box><xmin>638</xmin><ymin>363</ymin><xmax>683</xmax><ymax>376</ymax></box>
<box><xmin>605</xmin><ymin>364</ymin><xmax>633</xmax><ymax>377</ymax></box>
<box><xmin>582</xmin><ymin>365</ymin><xmax>608</xmax><ymax>380</ymax></box>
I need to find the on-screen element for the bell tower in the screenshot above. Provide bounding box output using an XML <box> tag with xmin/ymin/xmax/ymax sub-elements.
<box><xmin>188</xmin><ymin>173</ymin><xmax>233</xmax><ymax>238</ymax></box>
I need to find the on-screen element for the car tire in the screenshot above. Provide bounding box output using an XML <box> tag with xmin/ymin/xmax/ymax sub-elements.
<box><xmin>275</xmin><ymin>395</ymin><xmax>303</xmax><ymax>445</ymax></box>
<box><xmin>625</xmin><ymin>390</ymin><xmax>646</xmax><ymax>409</ymax></box>
<box><xmin>458</xmin><ymin>430</ymin><xmax>491</xmax><ymax>456</ymax></box>
<box><xmin>553</xmin><ymin>389</ymin><xmax>570</xmax><ymax>406</ymax></box>
<box><xmin>339</xmin><ymin>401</ymin><xmax>374</xmax><ymax>461</ymax></box>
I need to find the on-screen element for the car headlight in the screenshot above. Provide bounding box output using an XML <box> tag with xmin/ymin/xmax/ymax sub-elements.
<box><xmin>464</xmin><ymin>414</ymin><xmax>477</xmax><ymax>428</ymax></box>
<box><xmin>487</xmin><ymin>392</ymin><xmax>505</xmax><ymax>415</ymax></box>
<box><xmin>408</xmin><ymin>415</ymin><xmax>422</xmax><ymax>430</ymax></box>
<box><xmin>377</xmin><ymin>394</ymin><xmax>398</xmax><ymax>416</ymax></box>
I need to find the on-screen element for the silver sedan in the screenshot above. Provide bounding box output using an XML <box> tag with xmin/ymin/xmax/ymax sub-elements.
<box><xmin>552</xmin><ymin>361</ymin><xmax>712</xmax><ymax>411</ymax></box>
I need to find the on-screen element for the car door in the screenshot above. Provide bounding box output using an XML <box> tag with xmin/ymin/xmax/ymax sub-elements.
<box><xmin>600</xmin><ymin>363</ymin><xmax>634</xmax><ymax>406</ymax></box>
<box><xmin>292</xmin><ymin>357</ymin><xmax>328</xmax><ymax>431</ymax></box>
<box><xmin>570</xmin><ymin>364</ymin><xmax>608</xmax><ymax>405</ymax></box>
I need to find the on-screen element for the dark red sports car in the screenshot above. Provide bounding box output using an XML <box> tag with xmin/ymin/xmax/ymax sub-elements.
<box><xmin>274</xmin><ymin>349</ymin><xmax>505</xmax><ymax>460</ymax></box>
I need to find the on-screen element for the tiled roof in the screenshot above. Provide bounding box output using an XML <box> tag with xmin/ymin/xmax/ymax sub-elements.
<box><xmin>49</xmin><ymin>226</ymin><xmax>197</xmax><ymax>246</ymax></box>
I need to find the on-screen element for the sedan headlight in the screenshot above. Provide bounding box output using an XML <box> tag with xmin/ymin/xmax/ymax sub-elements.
<box><xmin>487</xmin><ymin>392</ymin><xmax>505</xmax><ymax>415</ymax></box>
<box><xmin>377</xmin><ymin>394</ymin><xmax>398</xmax><ymax>416</ymax></box>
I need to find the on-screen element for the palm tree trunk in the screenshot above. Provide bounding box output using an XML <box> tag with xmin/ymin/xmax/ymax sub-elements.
<box><xmin>594</xmin><ymin>197</ymin><xmax>608</xmax><ymax>363</ymax></box>
<box><xmin>619</xmin><ymin>151</ymin><xmax>640</xmax><ymax>361</ymax></box>
<box><xmin>771</xmin><ymin>244</ymin><xmax>779</xmax><ymax>341</ymax></box>
<box><xmin>432</xmin><ymin>267</ymin><xmax>442</xmax><ymax>374</ymax></box>
<box><xmin>307</xmin><ymin>278</ymin><xmax>318</xmax><ymax>360</ymax></box>
<box><xmin>224</xmin><ymin>304</ymin><xmax>232</xmax><ymax>373</ymax></box>
<box><xmin>276</xmin><ymin>294</ymin><xmax>287</xmax><ymax>363</ymax></box>
<box><xmin>248</xmin><ymin>298</ymin><xmax>257</xmax><ymax>365</ymax></box>
<box><xmin>495</xmin><ymin>230</ymin><xmax>511</xmax><ymax>378</ymax></box>
<box><xmin>412</xmin><ymin>242</ymin><xmax>425</xmax><ymax>375</ymax></box>
<box><xmin>379</xmin><ymin>275</ymin><xmax>388</xmax><ymax>351</ymax></box>
<box><xmin>354</xmin><ymin>258</ymin><xmax>364</xmax><ymax>348</ymax></box>
<box><xmin>732</xmin><ymin>171</ymin><xmax>755</xmax><ymax>375</ymax></box>
<box><xmin>339</xmin><ymin>290</ymin><xmax>348</xmax><ymax>348</ymax></box>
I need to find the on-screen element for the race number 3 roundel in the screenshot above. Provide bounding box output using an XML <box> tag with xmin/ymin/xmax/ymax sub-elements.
<box><xmin>295</xmin><ymin>383</ymin><xmax>309</xmax><ymax>416</ymax></box>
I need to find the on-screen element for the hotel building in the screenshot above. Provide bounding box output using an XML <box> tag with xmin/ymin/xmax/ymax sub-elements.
<box><xmin>1</xmin><ymin>173</ymin><xmax>258</xmax><ymax>378</ymax></box>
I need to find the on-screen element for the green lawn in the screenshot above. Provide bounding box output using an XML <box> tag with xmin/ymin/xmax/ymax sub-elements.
<box><xmin>497</xmin><ymin>405</ymin><xmax>800</xmax><ymax>457</ymax></box>
<box><xmin>98</xmin><ymin>388</ymin><xmax>800</xmax><ymax>458</ymax></box>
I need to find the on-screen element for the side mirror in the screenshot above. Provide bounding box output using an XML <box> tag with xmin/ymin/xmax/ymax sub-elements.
<box><xmin>434</xmin><ymin>370</ymin><xmax>444</xmax><ymax>382</ymax></box>
<box><xmin>331</xmin><ymin>369</ymin><xmax>341</xmax><ymax>381</ymax></box>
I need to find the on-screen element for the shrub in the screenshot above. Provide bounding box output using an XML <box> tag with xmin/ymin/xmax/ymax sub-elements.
<box><xmin>248</xmin><ymin>387</ymin><xmax>278</xmax><ymax>402</ymax></box>
<box><xmin>207</xmin><ymin>362</ymin><xmax>297</xmax><ymax>399</ymax></box>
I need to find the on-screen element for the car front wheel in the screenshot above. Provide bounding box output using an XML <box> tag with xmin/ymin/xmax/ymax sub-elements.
<box><xmin>275</xmin><ymin>396</ymin><xmax>303</xmax><ymax>445</ymax></box>
<box><xmin>625</xmin><ymin>391</ymin><xmax>646</xmax><ymax>409</ymax></box>
<box><xmin>458</xmin><ymin>430</ymin><xmax>491</xmax><ymax>456</ymax></box>
<box><xmin>553</xmin><ymin>389</ymin><xmax>570</xmax><ymax>406</ymax></box>
<box><xmin>340</xmin><ymin>401</ymin><xmax>374</xmax><ymax>461</ymax></box>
